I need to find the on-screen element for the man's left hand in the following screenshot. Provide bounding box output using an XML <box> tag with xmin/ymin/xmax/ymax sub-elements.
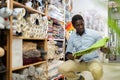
<box><xmin>100</xmin><ymin>47</ymin><xmax>109</xmax><ymax>53</ymax></box>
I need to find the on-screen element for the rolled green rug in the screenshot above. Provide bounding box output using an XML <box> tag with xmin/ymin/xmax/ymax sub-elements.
<box><xmin>74</xmin><ymin>37</ymin><xmax>109</xmax><ymax>58</ymax></box>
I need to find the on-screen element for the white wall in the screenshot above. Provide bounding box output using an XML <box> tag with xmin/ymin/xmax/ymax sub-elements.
<box><xmin>71</xmin><ymin>0</ymin><xmax>108</xmax><ymax>36</ymax></box>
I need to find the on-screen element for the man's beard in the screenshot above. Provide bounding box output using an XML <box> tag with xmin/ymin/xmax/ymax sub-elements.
<box><xmin>77</xmin><ymin>29</ymin><xmax>85</xmax><ymax>36</ymax></box>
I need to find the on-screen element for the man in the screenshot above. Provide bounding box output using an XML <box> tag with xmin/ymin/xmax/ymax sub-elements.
<box><xmin>58</xmin><ymin>14</ymin><xmax>108</xmax><ymax>80</ymax></box>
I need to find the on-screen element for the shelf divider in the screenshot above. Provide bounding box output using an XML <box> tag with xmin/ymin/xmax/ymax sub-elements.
<box><xmin>12</xmin><ymin>61</ymin><xmax>47</xmax><ymax>71</ymax></box>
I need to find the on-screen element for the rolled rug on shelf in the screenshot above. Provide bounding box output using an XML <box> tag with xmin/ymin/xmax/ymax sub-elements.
<box><xmin>19</xmin><ymin>75</ymin><xmax>27</xmax><ymax>80</ymax></box>
<box><xmin>20</xmin><ymin>18</ymin><xmax>26</xmax><ymax>26</ymax></box>
<box><xmin>34</xmin><ymin>71</ymin><xmax>39</xmax><ymax>79</ymax></box>
<box><xmin>13</xmin><ymin>8</ymin><xmax>26</xmax><ymax>19</ymax></box>
<box><xmin>31</xmin><ymin>77</ymin><xmax>36</xmax><ymax>80</ymax></box>
<box><xmin>0</xmin><ymin>23</ymin><xmax>5</xmax><ymax>29</ymax></box>
<box><xmin>0</xmin><ymin>16</ymin><xmax>5</xmax><ymax>24</ymax></box>
<box><xmin>26</xmin><ymin>77</ymin><xmax>31</xmax><ymax>80</ymax></box>
<box><xmin>28</xmin><ymin>66</ymin><xmax>35</xmax><ymax>76</ymax></box>
<box><xmin>34</xmin><ymin>67</ymin><xmax>43</xmax><ymax>79</ymax></box>
<box><xmin>20</xmin><ymin>68</ymin><xmax>29</xmax><ymax>76</ymax></box>
<box><xmin>12</xmin><ymin>73</ymin><xmax>20</xmax><ymax>80</ymax></box>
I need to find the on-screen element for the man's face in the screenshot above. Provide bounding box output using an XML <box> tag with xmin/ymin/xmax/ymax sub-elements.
<box><xmin>74</xmin><ymin>20</ymin><xmax>85</xmax><ymax>35</ymax></box>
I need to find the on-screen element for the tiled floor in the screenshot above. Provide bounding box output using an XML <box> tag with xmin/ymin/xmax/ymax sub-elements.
<box><xmin>102</xmin><ymin>63</ymin><xmax>120</xmax><ymax>80</ymax></box>
<box><xmin>79</xmin><ymin>63</ymin><xmax>120</xmax><ymax>80</ymax></box>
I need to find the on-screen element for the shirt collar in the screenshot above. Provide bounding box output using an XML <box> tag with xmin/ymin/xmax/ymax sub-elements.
<box><xmin>76</xmin><ymin>28</ymin><xmax>87</xmax><ymax>36</ymax></box>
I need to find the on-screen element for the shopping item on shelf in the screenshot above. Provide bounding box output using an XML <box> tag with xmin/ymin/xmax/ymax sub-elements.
<box><xmin>0</xmin><ymin>47</ymin><xmax>4</xmax><ymax>57</ymax></box>
<box><xmin>12</xmin><ymin>73</ymin><xmax>20</xmax><ymax>80</ymax></box>
<box><xmin>74</xmin><ymin>37</ymin><xmax>109</xmax><ymax>58</ymax></box>
<box><xmin>28</xmin><ymin>66</ymin><xmax>35</xmax><ymax>76</ymax></box>
<box><xmin>20</xmin><ymin>68</ymin><xmax>29</xmax><ymax>76</ymax></box>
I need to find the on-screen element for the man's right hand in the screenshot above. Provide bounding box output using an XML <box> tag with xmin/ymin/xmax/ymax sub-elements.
<box><xmin>66</xmin><ymin>54</ymin><xmax>74</xmax><ymax>60</ymax></box>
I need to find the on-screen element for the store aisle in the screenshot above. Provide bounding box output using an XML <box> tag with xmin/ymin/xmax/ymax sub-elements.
<box><xmin>84</xmin><ymin>63</ymin><xmax>120</xmax><ymax>80</ymax></box>
<box><xmin>102</xmin><ymin>63</ymin><xmax>120</xmax><ymax>80</ymax></box>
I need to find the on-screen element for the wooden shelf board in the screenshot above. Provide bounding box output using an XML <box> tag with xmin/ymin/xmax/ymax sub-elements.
<box><xmin>13</xmin><ymin>1</ymin><xmax>45</xmax><ymax>15</ymax></box>
<box><xmin>13</xmin><ymin>36</ymin><xmax>47</xmax><ymax>40</ymax></box>
<box><xmin>12</xmin><ymin>61</ymin><xmax>47</xmax><ymax>71</ymax></box>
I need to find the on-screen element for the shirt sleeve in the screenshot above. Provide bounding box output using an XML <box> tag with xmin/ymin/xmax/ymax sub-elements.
<box><xmin>66</xmin><ymin>35</ymin><xmax>74</xmax><ymax>53</ymax></box>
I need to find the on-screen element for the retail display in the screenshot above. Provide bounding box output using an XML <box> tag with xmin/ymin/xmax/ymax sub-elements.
<box><xmin>47</xmin><ymin>0</ymin><xmax>65</xmax><ymax>79</ymax></box>
<box><xmin>0</xmin><ymin>7</ymin><xmax>13</xmax><ymax>29</ymax></box>
<box><xmin>0</xmin><ymin>0</ymin><xmax>49</xmax><ymax>80</ymax></box>
<box><xmin>12</xmin><ymin>64</ymin><xmax>48</xmax><ymax>80</ymax></box>
<box><xmin>48</xmin><ymin>60</ymin><xmax>63</xmax><ymax>80</ymax></box>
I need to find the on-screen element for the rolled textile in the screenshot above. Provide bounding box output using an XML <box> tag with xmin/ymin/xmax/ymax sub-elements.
<box><xmin>34</xmin><ymin>67</ymin><xmax>43</xmax><ymax>79</ymax></box>
<box><xmin>12</xmin><ymin>19</ymin><xmax>18</xmax><ymax>24</ymax></box>
<box><xmin>0</xmin><ymin>16</ymin><xmax>5</xmax><ymax>24</ymax></box>
<box><xmin>28</xmin><ymin>66</ymin><xmax>35</xmax><ymax>76</ymax></box>
<box><xmin>27</xmin><ymin>76</ymin><xmax>36</xmax><ymax>80</ymax></box>
<box><xmin>12</xmin><ymin>73</ymin><xmax>20</xmax><ymax>80</ymax></box>
<box><xmin>23</xmin><ymin>49</ymin><xmax>41</xmax><ymax>59</ymax></box>
<box><xmin>26</xmin><ymin>77</ymin><xmax>31</xmax><ymax>80</ymax></box>
<box><xmin>13</xmin><ymin>8</ymin><xmax>26</xmax><ymax>18</ymax></box>
<box><xmin>23</xmin><ymin>42</ymin><xmax>37</xmax><ymax>52</ymax></box>
<box><xmin>0</xmin><ymin>23</ymin><xmax>5</xmax><ymax>29</ymax></box>
<box><xmin>20</xmin><ymin>68</ymin><xmax>29</xmax><ymax>76</ymax></box>
<box><xmin>31</xmin><ymin>77</ymin><xmax>36</xmax><ymax>80</ymax></box>
<box><xmin>34</xmin><ymin>71</ymin><xmax>39</xmax><ymax>79</ymax></box>
<box><xmin>19</xmin><ymin>75</ymin><xmax>27</xmax><ymax>80</ymax></box>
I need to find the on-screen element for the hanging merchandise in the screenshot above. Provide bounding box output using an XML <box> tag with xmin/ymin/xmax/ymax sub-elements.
<box><xmin>65</xmin><ymin>21</ymin><xmax>75</xmax><ymax>33</ymax></box>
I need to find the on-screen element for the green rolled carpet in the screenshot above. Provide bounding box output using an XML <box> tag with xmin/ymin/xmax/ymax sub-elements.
<box><xmin>74</xmin><ymin>37</ymin><xmax>109</xmax><ymax>58</ymax></box>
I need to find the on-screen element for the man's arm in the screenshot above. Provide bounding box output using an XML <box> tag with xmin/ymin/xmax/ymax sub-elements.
<box><xmin>65</xmin><ymin>35</ymin><xmax>74</xmax><ymax>60</ymax></box>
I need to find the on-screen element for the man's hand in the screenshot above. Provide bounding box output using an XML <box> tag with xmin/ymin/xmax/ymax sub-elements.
<box><xmin>100</xmin><ymin>47</ymin><xmax>109</xmax><ymax>53</ymax></box>
<box><xmin>65</xmin><ymin>52</ymin><xmax>83</xmax><ymax>60</ymax></box>
<box><xmin>66</xmin><ymin>54</ymin><xmax>74</xmax><ymax>60</ymax></box>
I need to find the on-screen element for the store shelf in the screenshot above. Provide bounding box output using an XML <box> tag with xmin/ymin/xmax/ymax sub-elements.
<box><xmin>13</xmin><ymin>1</ymin><xmax>45</xmax><ymax>15</ymax></box>
<box><xmin>12</xmin><ymin>61</ymin><xmax>47</xmax><ymax>71</ymax></box>
<box><xmin>13</xmin><ymin>36</ymin><xmax>47</xmax><ymax>40</ymax></box>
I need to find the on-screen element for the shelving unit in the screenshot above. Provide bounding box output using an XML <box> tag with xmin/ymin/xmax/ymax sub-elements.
<box><xmin>0</xmin><ymin>0</ymin><xmax>49</xmax><ymax>80</ymax></box>
<box><xmin>12</xmin><ymin>61</ymin><xmax>47</xmax><ymax>71</ymax></box>
<box><xmin>13</xmin><ymin>1</ymin><xmax>45</xmax><ymax>15</ymax></box>
<box><xmin>0</xmin><ymin>0</ymin><xmax>12</xmax><ymax>80</ymax></box>
<box><xmin>47</xmin><ymin>1</ymin><xmax>65</xmax><ymax>79</ymax></box>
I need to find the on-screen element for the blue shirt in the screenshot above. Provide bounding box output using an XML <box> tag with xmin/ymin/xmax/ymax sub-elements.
<box><xmin>66</xmin><ymin>29</ymin><xmax>102</xmax><ymax>62</ymax></box>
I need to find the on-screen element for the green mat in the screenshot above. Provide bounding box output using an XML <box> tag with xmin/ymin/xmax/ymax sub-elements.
<box><xmin>74</xmin><ymin>37</ymin><xmax>109</xmax><ymax>58</ymax></box>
